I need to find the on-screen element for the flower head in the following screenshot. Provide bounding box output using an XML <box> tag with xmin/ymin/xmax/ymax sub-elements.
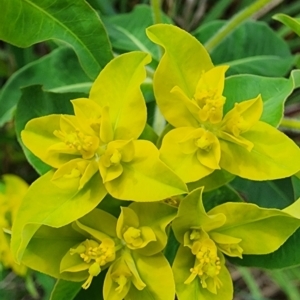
<box><xmin>172</xmin><ymin>187</ymin><xmax>300</xmax><ymax>299</ymax></box>
<box><xmin>146</xmin><ymin>24</ymin><xmax>300</xmax><ymax>182</ymax></box>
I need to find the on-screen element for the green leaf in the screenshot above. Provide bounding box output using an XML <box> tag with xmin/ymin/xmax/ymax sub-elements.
<box><xmin>0</xmin><ymin>47</ymin><xmax>91</xmax><ymax>126</ymax></box>
<box><xmin>292</xmin><ymin>175</ymin><xmax>300</xmax><ymax>199</ymax></box>
<box><xmin>210</xmin><ymin>202</ymin><xmax>300</xmax><ymax>255</ymax></box>
<box><xmin>223</xmin><ymin>70</ymin><xmax>300</xmax><ymax>127</ymax></box>
<box><xmin>11</xmin><ymin>170</ymin><xmax>107</xmax><ymax>263</ymax></box>
<box><xmin>202</xmin><ymin>185</ymin><xmax>243</xmax><ymax>212</ymax></box>
<box><xmin>50</xmin><ymin>280</ymin><xmax>82</xmax><ymax>300</ymax></box>
<box><xmin>228</xmin><ymin>228</ymin><xmax>300</xmax><ymax>269</ymax></box>
<box><xmin>102</xmin><ymin>4</ymin><xmax>171</xmax><ymax>62</ymax></box>
<box><xmin>193</xmin><ymin>20</ymin><xmax>294</xmax><ymax>77</ymax></box>
<box><xmin>15</xmin><ymin>85</ymin><xmax>87</xmax><ymax>174</ymax></box>
<box><xmin>230</xmin><ymin>177</ymin><xmax>295</xmax><ymax>209</ymax></box>
<box><xmin>187</xmin><ymin>169</ymin><xmax>235</xmax><ymax>193</ymax></box>
<box><xmin>74</xmin><ymin>269</ymin><xmax>106</xmax><ymax>300</ymax></box>
<box><xmin>21</xmin><ymin>224</ymin><xmax>83</xmax><ymax>279</ymax></box>
<box><xmin>0</xmin><ymin>0</ymin><xmax>113</xmax><ymax>79</ymax></box>
<box><xmin>273</xmin><ymin>14</ymin><xmax>300</xmax><ymax>37</ymax></box>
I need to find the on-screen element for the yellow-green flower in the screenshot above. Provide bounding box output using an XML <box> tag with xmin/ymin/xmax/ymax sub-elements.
<box><xmin>21</xmin><ymin>51</ymin><xmax>186</xmax><ymax>201</ymax></box>
<box><xmin>146</xmin><ymin>24</ymin><xmax>300</xmax><ymax>182</ymax></box>
<box><xmin>0</xmin><ymin>175</ymin><xmax>27</xmax><ymax>276</ymax></box>
<box><xmin>172</xmin><ymin>187</ymin><xmax>300</xmax><ymax>300</ymax></box>
<box><xmin>12</xmin><ymin>51</ymin><xmax>187</xmax><ymax>264</ymax></box>
<box><xmin>20</xmin><ymin>202</ymin><xmax>176</xmax><ymax>300</ymax></box>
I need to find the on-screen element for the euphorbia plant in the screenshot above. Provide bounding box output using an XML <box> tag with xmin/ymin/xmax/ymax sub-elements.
<box><xmin>1</xmin><ymin>1</ymin><xmax>300</xmax><ymax>300</ymax></box>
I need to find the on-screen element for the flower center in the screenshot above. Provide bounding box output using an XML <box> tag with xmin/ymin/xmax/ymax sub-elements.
<box><xmin>223</xmin><ymin>112</ymin><xmax>249</xmax><ymax>137</ymax></box>
<box><xmin>184</xmin><ymin>229</ymin><xmax>223</xmax><ymax>294</ymax></box>
<box><xmin>195</xmin><ymin>134</ymin><xmax>212</xmax><ymax>151</ymax></box>
<box><xmin>54</xmin><ymin>129</ymin><xmax>99</xmax><ymax>159</ymax></box>
<box><xmin>123</xmin><ymin>227</ymin><xmax>143</xmax><ymax>248</ymax></box>
<box><xmin>70</xmin><ymin>238</ymin><xmax>115</xmax><ymax>289</ymax></box>
<box><xmin>194</xmin><ymin>90</ymin><xmax>225</xmax><ymax>124</ymax></box>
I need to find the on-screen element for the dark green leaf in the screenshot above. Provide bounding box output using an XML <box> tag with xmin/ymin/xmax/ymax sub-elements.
<box><xmin>202</xmin><ymin>185</ymin><xmax>243</xmax><ymax>212</ymax></box>
<box><xmin>102</xmin><ymin>4</ymin><xmax>172</xmax><ymax>62</ymax></box>
<box><xmin>228</xmin><ymin>228</ymin><xmax>300</xmax><ymax>269</ymax></box>
<box><xmin>0</xmin><ymin>0</ymin><xmax>113</xmax><ymax>79</ymax></box>
<box><xmin>0</xmin><ymin>47</ymin><xmax>91</xmax><ymax>126</ymax></box>
<box><xmin>223</xmin><ymin>70</ymin><xmax>300</xmax><ymax>126</ymax></box>
<box><xmin>229</xmin><ymin>177</ymin><xmax>295</xmax><ymax>209</ymax></box>
<box><xmin>193</xmin><ymin>20</ymin><xmax>294</xmax><ymax>77</ymax></box>
<box><xmin>50</xmin><ymin>280</ymin><xmax>82</xmax><ymax>300</ymax></box>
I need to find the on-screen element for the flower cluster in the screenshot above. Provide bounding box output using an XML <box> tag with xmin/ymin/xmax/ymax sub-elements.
<box><xmin>10</xmin><ymin>24</ymin><xmax>300</xmax><ymax>300</ymax></box>
<box><xmin>0</xmin><ymin>175</ymin><xmax>27</xmax><ymax>276</ymax></box>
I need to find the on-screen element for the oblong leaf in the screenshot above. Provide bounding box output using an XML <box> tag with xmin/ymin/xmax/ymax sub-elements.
<box><xmin>0</xmin><ymin>47</ymin><xmax>91</xmax><ymax>126</ymax></box>
<box><xmin>21</xmin><ymin>224</ymin><xmax>84</xmax><ymax>280</ymax></box>
<box><xmin>50</xmin><ymin>280</ymin><xmax>82</xmax><ymax>300</ymax></box>
<box><xmin>0</xmin><ymin>0</ymin><xmax>113</xmax><ymax>79</ymax></box>
<box><xmin>223</xmin><ymin>70</ymin><xmax>300</xmax><ymax>127</ymax></box>
<box><xmin>193</xmin><ymin>20</ymin><xmax>294</xmax><ymax>77</ymax></box>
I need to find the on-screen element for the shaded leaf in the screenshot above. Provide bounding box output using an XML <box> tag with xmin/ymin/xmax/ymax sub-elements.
<box><xmin>223</xmin><ymin>70</ymin><xmax>300</xmax><ymax>127</ymax></box>
<box><xmin>193</xmin><ymin>20</ymin><xmax>294</xmax><ymax>77</ymax></box>
<box><xmin>0</xmin><ymin>47</ymin><xmax>91</xmax><ymax>126</ymax></box>
<box><xmin>0</xmin><ymin>0</ymin><xmax>113</xmax><ymax>79</ymax></box>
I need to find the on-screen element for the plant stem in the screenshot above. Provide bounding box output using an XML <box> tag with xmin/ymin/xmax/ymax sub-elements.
<box><xmin>151</xmin><ymin>0</ymin><xmax>162</xmax><ymax>25</ymax></box>
<box><xmin>150</xmin><ymin>0</ymin><xmax>166</xmax><ymax>133</ymax></box>
<box><xmin>204</xmin><ymin>0</ymin><xmax>273</xmax><ymax>52</ymax></box>
<box><xmin>280</xmin><ymin>118</ymin><xmax>300</xmax><ymax>131</ymax></box>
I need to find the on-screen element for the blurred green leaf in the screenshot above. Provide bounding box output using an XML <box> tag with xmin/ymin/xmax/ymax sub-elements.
<box><xmin>193</xmin><ymin>20</ymin><xmax>295</xmax><ymax>77</ymax></box>
<box><xmin>223</xmin><ymin>69</ymin><xmax>300</xmax><ymax>127</ymax></box>
<box><xmin>0</xmin><ymin>47</ymin><xmax>91</xmax><ymax>126</ymax></box>
<box><xmin>50</xmin><ymin>279</ymin><xmax>82</xmax><ymax>300</ymax></box>
<box><xmin>273</xmin><ymin>14</ymin><xmax>300</xmax><ymax>37</ymax></box>
<box><xmin>15</xmin><ymin>85</ymin><xmax>86</xmax><ymax>174</ymax></box>
<box><xmin>102</xmin><ymin>4</ymin><xmax>172</xmax><ymax>62</ymax></box>
<box><xmin>0</xmin><ymin>0</ymin><xmax>113</xmax><ymax>79</ymax></box>
<box><xmin>229</xmin><ymin>177</ymin><xmax>295</xmax><ymax>209</ymax></box>
<box><xmin>74</xmin><ymin>269</ymin><xmax>106</xmax><ymax>300</ymax></box>
<box><xmin>202</xmin><ymin>184</ymin><xmax>243</xmax><ymax>212</ymax></box>
<box><xmin>292</xmin><ymin>175</ymin><xmax>300</xmax><ymax>199</ymax></box>
<box><xmin>187</xmin><ymin>169</ymin><xmax>235</xmax><ymax>193</ymax></box>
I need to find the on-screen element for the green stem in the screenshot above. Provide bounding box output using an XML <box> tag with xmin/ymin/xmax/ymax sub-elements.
<box><xmin>151</xmin><ymin>0</ymin><xmax>162</xmax><ymax>24</ymax></box>
<box><xmin>280</xmin><ymin>118</ymin><xmax>300</xmax><ymax>131</ymax></box>
<box><xmin>150</xmin><ymin>0</ymin><xmax>166</xmax><ymax>133</ymax></box>
<box><xmin>204</xmin><ymin>0</ymin><xmax>272</xmax><ymax>52</ymax></box>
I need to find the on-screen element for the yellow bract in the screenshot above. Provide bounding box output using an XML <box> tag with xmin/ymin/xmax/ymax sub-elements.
<box><xmin>0</xmin><ymin>175</ymin><xmax>28</xmax><ymax>276</ymax></box>
<box><xmin>147</xmin><ymin>24</ymin><xmax>300</xmax><ymax>182</ymax></box>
